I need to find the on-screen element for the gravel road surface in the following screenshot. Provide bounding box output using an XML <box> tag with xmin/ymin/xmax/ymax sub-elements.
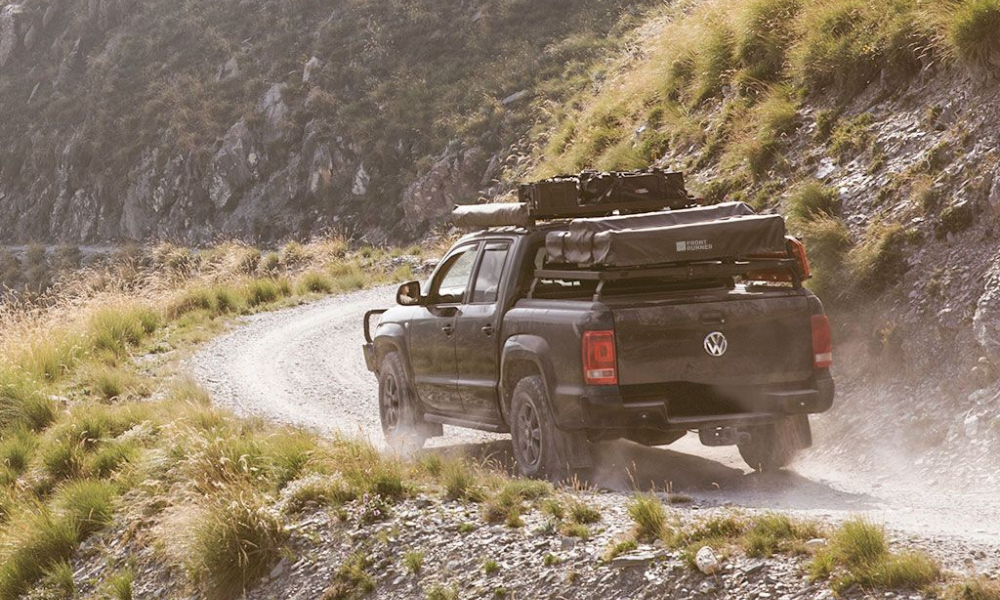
<box><xmin>191</xmin><ymin>286</ymin><xmax>1000</xmax><ymax>571</ymax></box>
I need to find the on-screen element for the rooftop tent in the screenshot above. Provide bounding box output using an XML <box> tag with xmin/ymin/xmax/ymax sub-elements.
<box><xmin>545</xmin><ymin>203</ymin><xmax>787</xmax><ymax>267</ymax></box>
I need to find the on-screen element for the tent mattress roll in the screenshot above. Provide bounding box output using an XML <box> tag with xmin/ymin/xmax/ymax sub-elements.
<box><xmin>546</xmin><ymin>213</ymin><xmax>787</xmax><ymax>267</ymax></box>
<box><xmin>545</xmin><ymin>202</ymin><xmax>759</xmax><ymax>264</ymax></box>
<box><xmin>452</xmin><ymin>203</ymin><xmax>530</xmax><ymax>228</ymax></box>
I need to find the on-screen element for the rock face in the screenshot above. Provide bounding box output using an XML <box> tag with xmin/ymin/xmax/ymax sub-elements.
<box><xmin>400</xmin><ymin>142</ymin><xmax>488</xmax><ymax>233</ymax></box>
<box><xmin>973</xmin><ymin>256</ymin><xmax>1000</xmax><ymax>360</ymax></box>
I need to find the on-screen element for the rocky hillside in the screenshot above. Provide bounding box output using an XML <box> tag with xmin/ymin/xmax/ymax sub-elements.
<box><xmin>0</xmin><ymin>0</ymin><xmax>657</xmax><ymax>245</ymax></box>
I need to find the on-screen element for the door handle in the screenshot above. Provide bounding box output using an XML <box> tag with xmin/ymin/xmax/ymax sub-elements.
<box><xmin>442</xmin><ymin>324</ymin><xmax>454</xmax><ymax>336</ymax></box>
<box><xmin>481</xmin><ymin>324</ymin><xmax>494</xmax><ymax>336</ymax></box>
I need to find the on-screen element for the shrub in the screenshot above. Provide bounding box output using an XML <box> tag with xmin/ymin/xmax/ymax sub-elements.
<box><xmin>0</xmin><ymin>428</ymin><xmax>35</xmax><ymax>474</ymax></box>
<box><xmin>602</xmin><ymin>539</ymin><xmax>638</xmax><ymax>562</ymax></box>
<box><xmin>932</xmin><ymin>0</ymin><xmax>1000</xmax><ymax>70</ymax></box>
<box><xmin>743</xmin><ymin>514</ymin><xmax>821</xmax><ymax>557</ymax></box>
<box><xmin>691</xmin><ymin>22</ymin><xmax>737</xmax><ymax>104</ymax></box>
<box><xmin>88</xmin><ymin>306</ymin><xmax>161</xmax><ymax>358</ymax></box>
<box><xmin>568</xmin><ymin>500</ymin><xmax>601</xmax><ymax>524</ymax></box>
<box><xmin>786</xmin><ymin>181</ymin><xmax>841</xmax><ymax>224</ymax></box>
<box><xmin>83</xmin><ymin>364</ymin><xmax>145</xmax><ymax>402</ymax></box>
<box><xmin>0</xmin><ymin>508</ymin><xmax>79</xmax><ymax>600</ymax></box>
<box><xmin>41</xmin><ymin>560</ymin><xmax>76</xmax><ymax>598</ymax></box>
<box><xmin>86</xmin><ymin>440</ymin><xmax>140</xmax><ymax>479</ymax></box>
<box><xmin>626</xmin><ymin>493</ymin><xmax>667</xmax><ymax>542</ymax></box>
<box><xmin>797</xmin><ymin>215</ymin><xmax>852</xmax><ymax>299</ymax></box>
<box><xmin>848</xmin><ymin>222</ymin><xmax>909</xmax><ymax>295</ymax></box>
<box><xmin>52</xmin><ymin>479</ymin><xmax>117</xmax><ymax>538</ymax></box>
<box><xmin>734</xmin><ymin>0</ymin><xmax>802</xmax><ymax>83</ymax></box>
<box><xmin>187</xmin><ymin>488</ymin><xmax>288</xmax><ymax>599</ymax></box>
<box><xmin>441</xmin><ymin>460</ymin><xmax>483</xmax><ymax>502</ymax></box>
<box><xmin>170</xmin><ymin>287</ymin><xmax>216</xmax><ymax>317</ymax></box>
<box><xmin>244</xmin><ymin>279</ymin><xmax>282</xmax><ymax>307</ymax></box>
<box><xmin>404</xmin><ymin>550</ymin><xmax>425</xmax><ymax>574</ymax></box>
<box><xmin>0</xmin><ymin>373</ymin><xmax>55</xmax><ymax>432</ymax></box>
<box><xmin>425</xmin><ymin>583</ymin><xmax>458</xmax><ymax>600</ymax></box>
<box><xmin>944</xmin><ymin>577</ymin><xmax>1000</xmax><ymax>600</ymax></box>
<box><xmin>323</xmin><ymin>552</ymin><xmax>374</xmax><ymax>599</ymax></box>
<box><xmin>298</xmin><ymin>272</ymin><xmax>334</xmax><ymax>294</ymax></box>
<box><xmin>104</xmin><ymin>569</ymin><xmax>134</xmax><ymax>600</ymax></box>
<box><xmin>279</xmin><ymin>473</ymin><xmax>356</xmax><ymax>513</ymax></box>
<box><xmin>937</xmin><ymin>202</ymin><xmax>975</xmax><ymax>238</ymax></box>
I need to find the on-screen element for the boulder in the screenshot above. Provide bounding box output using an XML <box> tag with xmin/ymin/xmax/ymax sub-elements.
<box><xmin>695</xmin><ymin>546</ymin><xmax>720</xmax><ymax>575</ymax></box>
<box><xmin>257</xmin><ymin>83</ymin><xmax>289</xmax><ymax>145</ymax></box>
<box><xmin>400</xmin><ymin>141</ymin><xmax>487</xmax><ymax>232</ymax></box>
<box><xmin>209</xmin><ymin>119</ymin><xmax>256</xmax><ymax>210</ymax></box>
<box><xmin>303</xmin><ymin>56</ymin><xmax>322</xmax><ymax>83</ymax></box>
<box><xmin>0</xmin><ymin>4</ymin><xmax>26</xmax><ymax>68</ymax></box>
<box><xmin>973</xmin><ymin>256</ymin><xmax>1000</xmax><ymax>361</ymax></box>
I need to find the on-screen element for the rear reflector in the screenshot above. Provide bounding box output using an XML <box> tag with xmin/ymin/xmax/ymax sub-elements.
<box><xmin>811</xmin><ymin>315</ymin><xmax>833</xmax><ymax>368</ymax></box>
<box><xmin>582</xmin><ymin>330</ymin><xmax>618</xmax><ymax>385</ymax></box>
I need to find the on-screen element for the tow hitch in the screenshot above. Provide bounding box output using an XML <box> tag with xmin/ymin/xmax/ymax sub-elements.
<box><xmin>699</xmin><ymin>427</ymin><xmax>751</xmax><ymax>447</ymax></box>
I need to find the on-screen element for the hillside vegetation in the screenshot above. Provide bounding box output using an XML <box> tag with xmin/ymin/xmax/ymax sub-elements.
<box><xmin>535</xmin><ymin>0</ymin><xmax>1000</xmax><ymax>306</ymax></box>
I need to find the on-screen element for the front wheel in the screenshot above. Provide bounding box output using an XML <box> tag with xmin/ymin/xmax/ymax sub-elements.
<box><xmin>737</xmin><ymin>415</ymin><xmax>811</xmax><ymax>472</ymax></box>
<box><xmin>510</xmin><ymin>376</ymin><xmax>592</xmax><ymax>482</ymax></box>
<box><xmin>378</xmin><ymin>352</ymin><xmax>428</xmax><ymax>453</ymax></box>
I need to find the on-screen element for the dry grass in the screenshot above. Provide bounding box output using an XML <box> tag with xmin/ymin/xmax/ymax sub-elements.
<box><xmin>0</xmin><ymin>236</ymin><xmax>422</xmax><ymax>598</ymax></box>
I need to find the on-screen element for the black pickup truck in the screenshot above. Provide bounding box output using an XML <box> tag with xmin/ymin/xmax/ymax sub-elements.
<box><xmin>363</xmin><ymin>184</ymin><xmax>834</xmax><ymax>480</ymax></box>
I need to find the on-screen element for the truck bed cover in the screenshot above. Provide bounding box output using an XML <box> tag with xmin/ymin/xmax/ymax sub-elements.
<box><xmin>544</xmin><ymin>202</ymin><xmax>786</xmax><ymax>267</ymax></box>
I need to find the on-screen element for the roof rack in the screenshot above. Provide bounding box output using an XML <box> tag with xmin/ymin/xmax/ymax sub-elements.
<box><xmin>529</xmin><ymin>258</ymin><xmax>802</xmax><ymax>302</ymax></box>
<box><xmin>452</xmin><ymin>169</ymin><xmax>696</xmax><ymax>229</ymax></box>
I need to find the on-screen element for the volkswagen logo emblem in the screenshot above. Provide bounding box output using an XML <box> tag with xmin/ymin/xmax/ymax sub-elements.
<box><xmin>704</xmin><ymin>331</ymin><xmax>728</xmax><ymax>357</ymax></box>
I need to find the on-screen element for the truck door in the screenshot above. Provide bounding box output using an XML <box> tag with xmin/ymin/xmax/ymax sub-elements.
<box><xmin>455</xmin><ymin>240</ymin><xmax>511</xmax><ymax>421</ymax></box>
<box><xmin>408</xmin><ymin>242</ymin><xmax>479</xmax><ymax>415</ymax></box>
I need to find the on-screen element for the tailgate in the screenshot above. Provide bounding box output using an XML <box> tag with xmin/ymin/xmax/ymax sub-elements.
<box><xmin>612</xmin><ymin>293</ymin><xmax>813</xmax><ymax>387</ymax></box>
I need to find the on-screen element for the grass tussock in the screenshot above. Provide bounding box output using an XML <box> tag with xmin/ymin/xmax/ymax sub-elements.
<box><xmin>810</xmin><ymin>518</ymin><xmax>941</xmax><ymax>592</ymax></box>
<box><xmin>186</xmin><ymin>487</ymin><xmax>288</xmax><ymax>600</ymax></box>
<box><xmin>944</xmin><ymin>577</ymin><xmax>1000</xmax><ymax>600</ymax></box>
<box><xmin>626</xmin><ymin>493</ymin><xmax>668</xmax><ymax>542</ymax></box>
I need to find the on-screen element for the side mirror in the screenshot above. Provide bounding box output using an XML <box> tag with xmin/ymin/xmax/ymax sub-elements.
<box><xmin>396</xmin><ymin>281</ymin><xmax>423</xmax><ymax>306</ymax></box>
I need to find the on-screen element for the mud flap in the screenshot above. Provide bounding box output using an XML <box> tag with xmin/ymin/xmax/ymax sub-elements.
<box><xmin>555</xmin><ymin>426</ymin><xmax>594</xmax><ymax>471</ymax></box>
<box><xmin>792</xmin><ymin>414</ymin><xmax>812</xmax><ymax>450</ymax></box>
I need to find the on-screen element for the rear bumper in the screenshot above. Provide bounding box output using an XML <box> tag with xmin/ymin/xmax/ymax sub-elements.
<box><xmin>557</xmin><ymin>376</ymin><xmax>834</xmax><ymax>433</ymax></box>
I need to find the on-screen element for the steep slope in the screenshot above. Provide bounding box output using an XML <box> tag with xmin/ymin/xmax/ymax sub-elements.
<box><xmin>530</xmin><ymin>0</ymin><xmax>1000</xmax><ymax>480</ymax></box>
<box><xmin>0</xmin><ymin>0</ymin><xmax>655</xmax><ymax>244</ymax></box>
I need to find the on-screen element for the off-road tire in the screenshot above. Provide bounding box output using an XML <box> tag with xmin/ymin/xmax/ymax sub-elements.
<box><xmin>738</xmin><ymin>415</ymin><xmax>810</xmax><ymax>472</ymax></box>
<box><xmin>378</xmin><ymin>352</ymin><xmax>428</xmax><ymax>453</ymax></box>
<box><xmin>510</xmin><ymin>376</ymin><xmax>592</xmax><ymax>482</ymax></box>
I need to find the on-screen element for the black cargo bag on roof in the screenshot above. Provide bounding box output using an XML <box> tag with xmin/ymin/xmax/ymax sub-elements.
<box><xmin>518</xmin><ymin>169</ymin><xmax>692</xmax><ymax>219</ymax></box>
<box><xmin>578</xmin><ymin>170</ymin><xmax>688</xmax><ymax>206</ymax></box>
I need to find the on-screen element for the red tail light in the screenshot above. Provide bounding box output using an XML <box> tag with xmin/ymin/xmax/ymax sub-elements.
<box><xmin>811</xmin><ymin>315</ymin><xmax>833</xmax><ymax>368</ymax></box>
<box><xmin>582</xmin><ymin>330</ymin><xmax>618</xmax><ymax>385</ymax></box>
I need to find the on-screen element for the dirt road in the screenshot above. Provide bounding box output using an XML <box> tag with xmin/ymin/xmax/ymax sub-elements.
<box><xmin>191</xmin><ymin>286</ymin><xmax>1000</xmax><ymax>571</ymax></box>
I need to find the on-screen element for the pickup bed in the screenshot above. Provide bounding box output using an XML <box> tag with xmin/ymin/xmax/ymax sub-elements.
<box><xmin>363</xmin><ymin>226</ymin><xmax>834</xmax><ymax>479</ymax></box>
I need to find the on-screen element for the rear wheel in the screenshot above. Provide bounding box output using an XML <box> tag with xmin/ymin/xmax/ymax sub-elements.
<box><xmin>378</xmin><ymin>352</ymin><xmax>428</xmax><ymax>453</ymax></box>
<box><xmin>510</xmin><ymin>376</ymin><xmax>592</xmax><ymax>482</ymax></box>
<box><xmin>738</xmin><ymin>415</ymin><xmax>810</xmax><ymax>472</ymax></box>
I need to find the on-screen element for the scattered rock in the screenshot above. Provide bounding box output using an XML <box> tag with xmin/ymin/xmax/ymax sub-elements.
<box><xmin>695</xmin><ymin>546</ymin><xmax>720</xmax><ymax>575</ymax></box>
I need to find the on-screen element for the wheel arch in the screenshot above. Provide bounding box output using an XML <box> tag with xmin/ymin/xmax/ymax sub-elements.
<box><xmin>500</xmin><ymin>334</ymin><xmax>557</xmax><ymax>427</ymax></box>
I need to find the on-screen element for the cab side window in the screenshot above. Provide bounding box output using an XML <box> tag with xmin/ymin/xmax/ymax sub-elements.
<box><xmin>430</xmin><ymin>244</ymin><xmax>479</xmax><ymax>304</ymax></box>
<box><xmin>470</xmin><ymin>241</ymin><xmax>511</xmax><ymax>304</ymax></box>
